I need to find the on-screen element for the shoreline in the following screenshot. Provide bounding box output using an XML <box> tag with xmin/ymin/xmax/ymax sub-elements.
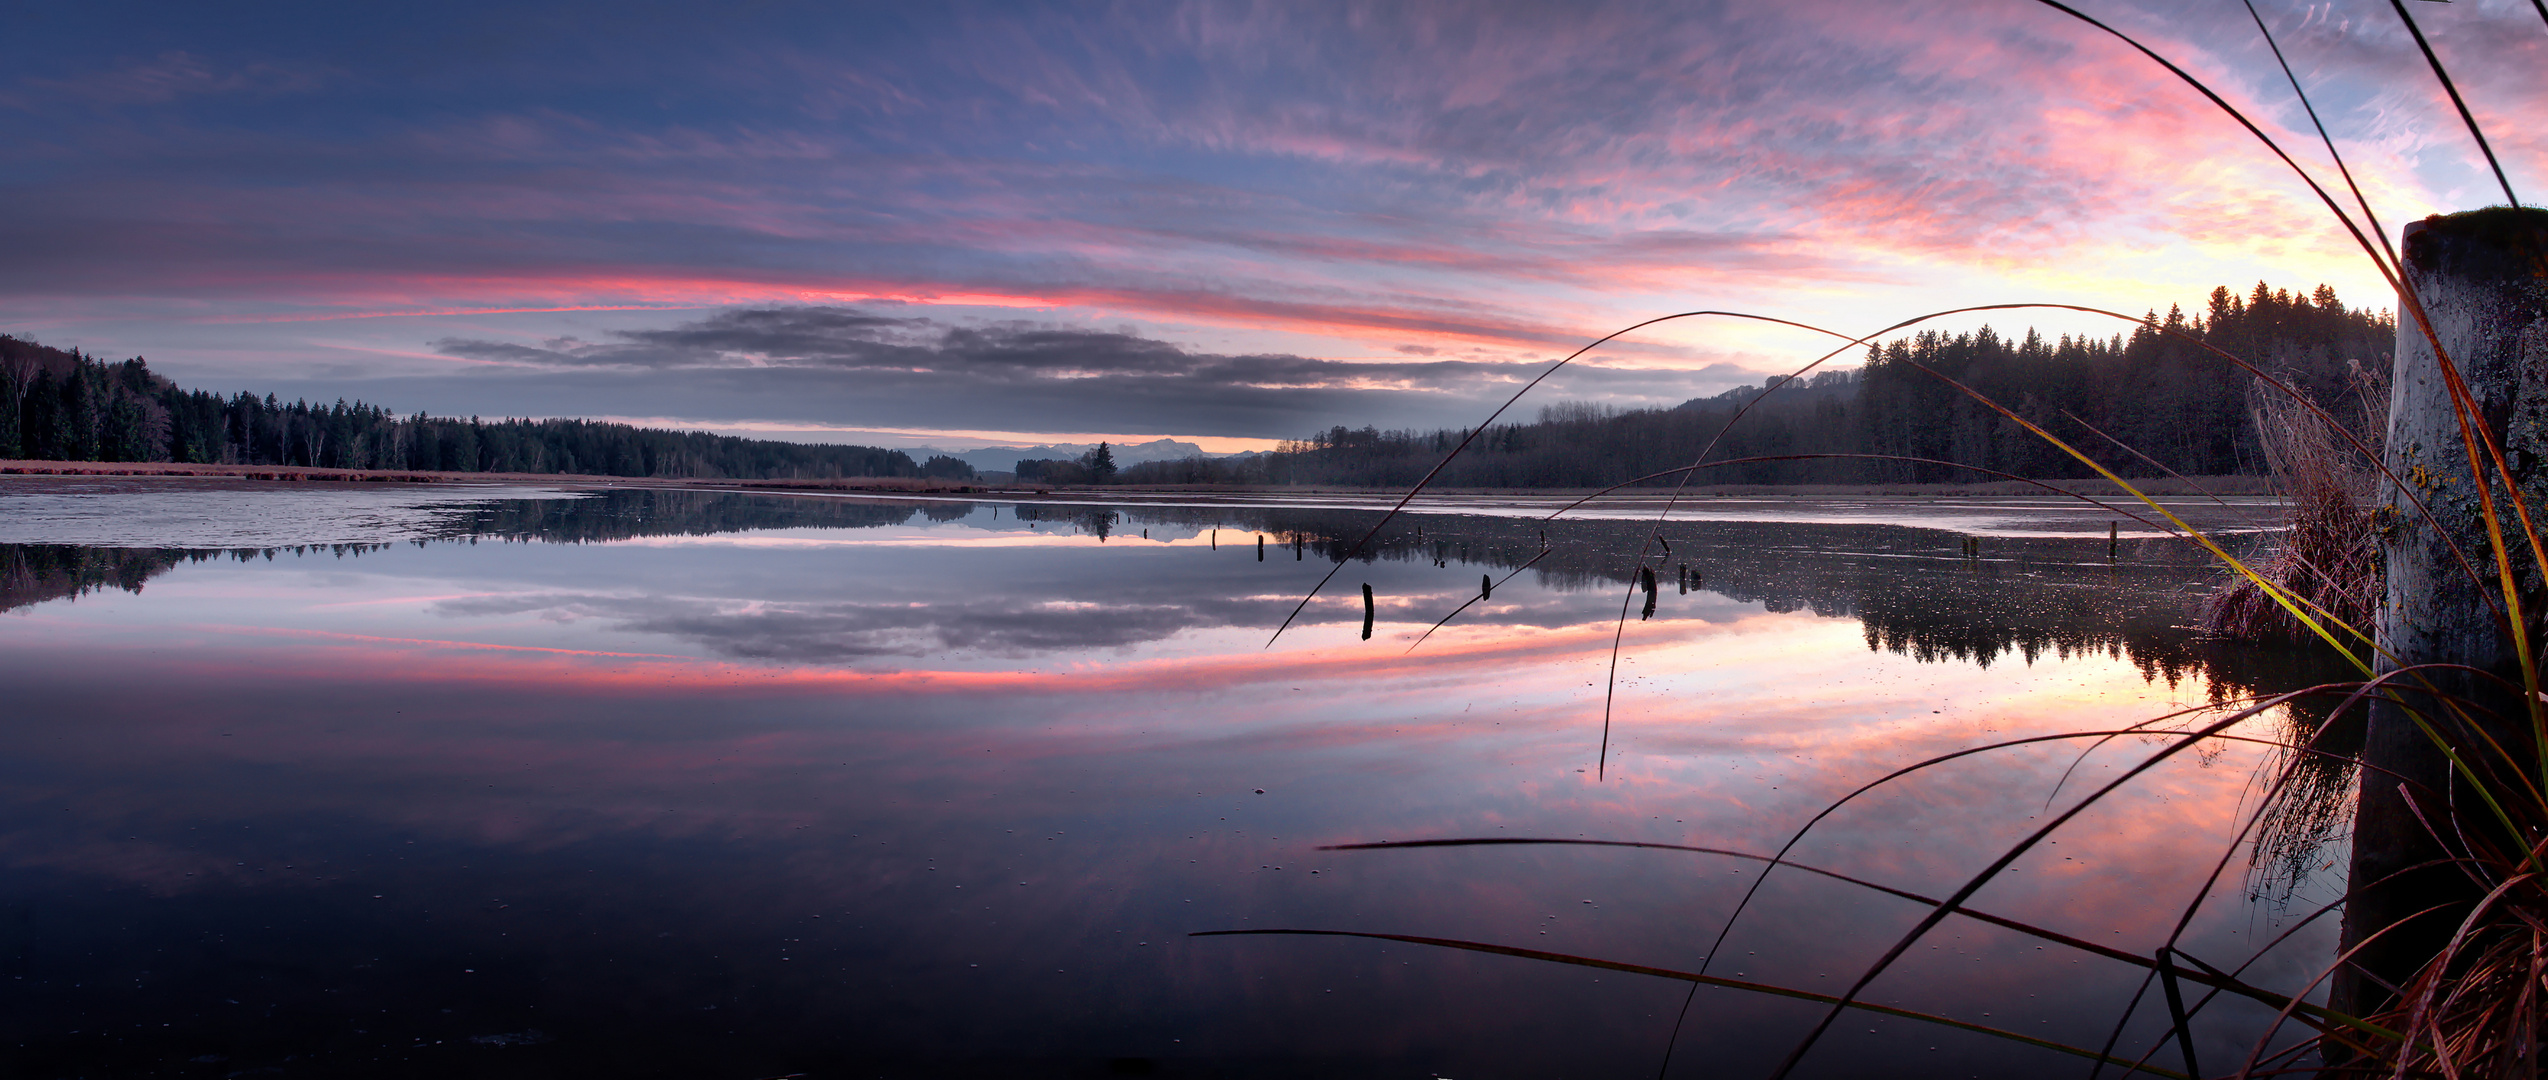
<box><xmin>0</xmin><ymin>459</ymin><xmax>2279</xmax><ymax>500</ymax></box>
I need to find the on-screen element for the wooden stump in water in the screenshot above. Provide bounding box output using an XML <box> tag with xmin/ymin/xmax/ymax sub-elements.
<box><xmin>2340</xmin><ymin>207</ymin><xmax>2548</xmax><ymax>1025</ymax></box>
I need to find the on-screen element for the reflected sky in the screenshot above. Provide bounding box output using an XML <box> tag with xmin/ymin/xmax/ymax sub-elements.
<box><xmin>0</xmin><ymin>481</ymin><xmax>2348</xmax><ymax>1077</ymax></box>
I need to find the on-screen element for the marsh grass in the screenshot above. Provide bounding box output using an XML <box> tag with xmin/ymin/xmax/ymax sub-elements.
<box><xmin>1210</xmin><ymin>2</ymin><xmax>2548</xmax><ymax>1076</ymax></box>
<box><xmin>2202</xmin><ymin>377</ymin><xmax>2384</xmax><ymax>644</ymax></box>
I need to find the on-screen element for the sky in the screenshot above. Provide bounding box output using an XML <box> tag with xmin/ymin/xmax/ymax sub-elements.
<box><xmin>4</xmin><ymin>1</ymin><xmax>2541</xmax><ymax>453</ymax></box>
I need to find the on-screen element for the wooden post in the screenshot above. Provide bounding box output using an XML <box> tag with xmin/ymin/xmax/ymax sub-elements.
<box><xmin>1361</xmin><ymin>583</ymin><xmax>1375</xmax><ymax>641</ymax></box>
<box><xmin>2339</xmin><ymin>208</ymin><xmax>2548</xmax><ymax>1024</ymax></box>
<box><xmin>1257</xmin><ymin>535</ymin><xmax>1264</xmax><ymax>561</ymax></box>
<box><xmin>2108</xmin><ymin>521</ymin><xmax>2118</xmax><ymax>561</ymax></box>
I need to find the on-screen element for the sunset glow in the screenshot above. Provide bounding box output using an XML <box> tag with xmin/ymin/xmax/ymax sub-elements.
<box><xmin>8</xmin><ymin>1</ymin><xmax>2539</xmax><ymax>448</ymax></box>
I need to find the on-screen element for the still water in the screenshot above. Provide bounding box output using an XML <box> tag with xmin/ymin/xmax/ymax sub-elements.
<box><xmin>0</xmin><ymin>479</ymin><xmax>2345</xmax><ymax>1078</ymax></box>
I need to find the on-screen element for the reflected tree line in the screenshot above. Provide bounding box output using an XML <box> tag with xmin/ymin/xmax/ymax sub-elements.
<box><xmin>12</xmin><ymin>487</ymin><xmax>2353</xmax><ymax>709</ymax></box>
<box><xmin>0</xmin><ymin>543</ymin><xmax>389</xmax><ymax>613</ymax></box>
<box><xmin>0</xmin><ymin>491</ymin><xmax>937</xmax><ymax>612</ymax></box>
<box><xmin>4</xmin><ymin>490</ymin><xmax>2352</xmax><ymax>894</ymax></box>
<box><xmin>5</xmin><ymin>490</ymin><xmax>2359</xmax><ymax>710</ymax></box>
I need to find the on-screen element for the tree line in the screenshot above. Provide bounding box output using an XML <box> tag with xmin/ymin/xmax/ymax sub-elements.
<box><xmin>7</xmin><ymin>281</ymin><xmax>2387</xmax><ymax>488</ymax></box>
<box><xmin>0</xmin><ymin>334</ymin><xmax>968</xmax><ymax>481</ymax></box>
<box><xmin>1113</xmin><ymin>282</ymin><xmax>2392</xmax><ymax>488</ymax></box>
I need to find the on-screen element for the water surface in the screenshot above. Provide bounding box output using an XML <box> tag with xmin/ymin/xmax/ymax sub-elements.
<box><xmin>0</xmin><ymin>480</ymin><xmax>2347</xmax><ymax>1078</ymax></box>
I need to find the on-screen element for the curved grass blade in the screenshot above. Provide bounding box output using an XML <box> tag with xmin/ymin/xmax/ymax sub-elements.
<box><xmin>1535</xmin><ymin>454</ymin><xmax>2180</xmax><ymax>538</ymax></box>
<box><xmin>2028</xmin><ymin>0</ymin><xmax>2548</xmax><ymax>749</ymax></box>
<box><xmin>2384</xmin><ymin>872</ymin><xmax>2539</xmax><ymax>1076</ymax></box>
<box><xmin>2092</xmin><ymin>679</ymin><xmax>2394</xmax><ymax>1077</ymax></box>
<box><xmin>1327</xmin><ymin>835</ymin><xmax>2339</xmax><ymax>1017</ymax></box>
<box><xmin>2388</xmin><ymin>0</ymin><xmax>2523</xmax><ymax>210</ymax></box>
<box><xmin>1260</xmin><ymin>310</ymin><xmax>1859</xmax><ymax>650</ymax></box>
<box><xmin>1559</xmin><ymin>299</ymin><xmax>2434</xmax><ymax>780</ymax></box>
<box><xmin>1703</xmin><ymin>693</ymin><xmax>2365</xmax><ymax>986</ymax></box>
<box><xmin>1765</xmin><ymin>701</ymin><xmax>2350</xmax><ymax>1080</ymax></box>
<box><xmin>1190</xmin><ymin>927</ymin><xmax>2191</xmax><ymax>1078</ymax></box>
<box><xmin>2039</xmin><ymin>0</ymin><xmax>2548</xmax><ymax>752</ymax></box>
<box><xmin>1402</xmin><ymin>547</ymin><xmax>1548</xmax><ymax>653</ymax></box>
<box><xmin>2027</xmin><ymin>0</ymin><xmax>2395</xmax><ymax>290</ymax></box>
<box><xmin>2059</xmin><ymin>407</ymin><xmax>2236</xmax><ymax>512</ymax></box>
<box><xmin>2239</xmin><ymin>0</ymin><xmax>2397</xmax><ymax>276</ymax></box>
<box><xmin>2228</xmin><ymin>904</ymin><xmax>2463</xmax><ymax>1079</ymax></box>
<box><xmin>1900</xmin><ymin>359</ymin><xmax>2370</xmax><ymax>677</ymax></box>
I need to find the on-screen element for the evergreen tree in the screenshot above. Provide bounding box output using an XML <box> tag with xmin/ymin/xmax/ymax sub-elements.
<box><xmin>1080</xmin><ymin>442</ymin><xmax>1118</xmax><ymax>483</ymax></box>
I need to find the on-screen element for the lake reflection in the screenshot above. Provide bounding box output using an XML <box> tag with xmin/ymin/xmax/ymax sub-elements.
<box><xmin>0</xmin><ymin>484</ymin><xmax>2348</xmax><ymax>1078</ymax></box>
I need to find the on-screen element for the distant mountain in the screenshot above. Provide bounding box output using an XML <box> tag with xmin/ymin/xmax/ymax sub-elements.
<box><xmin>916</xmin><ymin>438</ymin><xmax>1216</xmax><ymax>474</ymax></box>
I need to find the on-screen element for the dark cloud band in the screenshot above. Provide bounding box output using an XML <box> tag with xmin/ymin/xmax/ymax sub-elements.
<box><xmin>421</xmin><ymin>306</ymin><xmax>1746</xmax><ymax>438</ymax></box>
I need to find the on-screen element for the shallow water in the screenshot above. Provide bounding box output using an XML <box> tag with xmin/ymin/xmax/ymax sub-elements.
<box><xmin>0</xmin><ymin>480</ymin><xmax>2350</xmax><ymax>1078</ymax></box>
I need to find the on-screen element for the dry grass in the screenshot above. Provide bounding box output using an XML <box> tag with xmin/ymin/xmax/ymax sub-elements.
<box><xmin>2201</xmin><ymin>370</ymin><xmax>2385</xmax><ymax>644</ymax></box>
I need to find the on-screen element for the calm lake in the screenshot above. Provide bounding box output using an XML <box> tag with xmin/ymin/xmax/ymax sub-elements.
<box><xmin>0</xmin><ymin>478</ymin><xmax>2348</xmax><ymax>1078</ymax></box>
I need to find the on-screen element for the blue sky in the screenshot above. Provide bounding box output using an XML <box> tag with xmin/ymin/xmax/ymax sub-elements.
<box><xmin>5</xmin><ymin>0</ymin><xmax>2540</xmax><ymax>450</ymax></box>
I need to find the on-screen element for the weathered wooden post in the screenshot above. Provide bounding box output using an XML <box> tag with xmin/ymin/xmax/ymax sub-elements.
<box><xmin>2339</xmin><ymin>207</ymin><xmax>2548</xmax><ymax>1025</ymax></box>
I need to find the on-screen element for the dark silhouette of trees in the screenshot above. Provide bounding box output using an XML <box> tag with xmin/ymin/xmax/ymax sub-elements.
<box><xmin>1014</xmin><ymin>457</ymin><xmax>1092</xmax><ymax>484</ymax></box>
<box><xmin>1079</xmin><ymin>442</ymin><xmax>1118</xmax><ymax>483</ymax></box>
<box><xmin>921</xmin><ymin>454</ymin><xmax>978</xmax><ymax>480</ymax></box>
<box><xmin>0</xmin><ymin>334</ymin><xmax>922</xmax><ymax>481</ymax></box>
<box><xmin>1252</xmin><ymin>282</ymin><xmax>2391</xmax><ymax>489</ymax></box>
<box><xmin>4</xmin><ymin>280</ymin><xmax>2388</xmax><ymax>488</ymax></box>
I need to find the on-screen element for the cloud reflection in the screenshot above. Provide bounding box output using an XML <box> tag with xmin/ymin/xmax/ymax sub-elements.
<box><xmin>0</xmin><ymin>492</ymin><xmax>2351</xmax><ymax>1074</ymax></box>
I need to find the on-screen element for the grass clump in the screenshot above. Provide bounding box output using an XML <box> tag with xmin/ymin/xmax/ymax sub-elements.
<box><xmin>2202</xmin><ymin>368</ymin><xmax>2385</xmax><ymax>643</ymax></box>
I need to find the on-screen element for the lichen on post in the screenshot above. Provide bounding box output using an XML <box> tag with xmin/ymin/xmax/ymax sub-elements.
<box><xmin>2340</xmin><ymin>207</ymin><xmax>2548</xmax><ymax>1024</ymax></box>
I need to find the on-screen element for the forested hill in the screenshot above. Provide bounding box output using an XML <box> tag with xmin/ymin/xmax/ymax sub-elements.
<box><xmin>1119</xmin><ymin>282</ymin><xmax>2394</xmax><ymax>488</ymax></box>
<box><xmin>0</xmin><ymin>335</ymin><xmax>967</xmax><ymax>481</ymax></box>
